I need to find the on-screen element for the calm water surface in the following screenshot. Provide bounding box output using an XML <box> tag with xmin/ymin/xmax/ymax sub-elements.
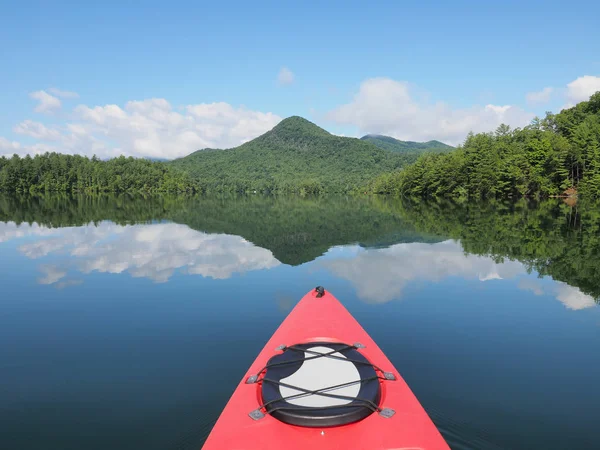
<box><xmin>1</xmin><ymin>195</ymin><xmax>599</xmax><ymax>450</ymax></box>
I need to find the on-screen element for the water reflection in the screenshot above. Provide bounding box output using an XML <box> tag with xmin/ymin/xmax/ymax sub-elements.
<box><xmin>1</xmin><ymin>195</ymin><xmax>599</xmax><ymax>309</ymax></box>
<box><xmin>553</xmin><ymin>282</ymin><xmax>597</xmax><ymax>310</ymax></box>
<box><xmin>2</xmin><ymin>195</ymin><xmax>600</xmax><ymax>450</ymax></box>
<box><xmin>322</xmin><ymin>240</ymin><xmax>522</xmax><ymax>303</ymax></box>
<box><xmin>0</xmin><ymin>194</ymin><xmax>437</xmax><ymax>265</ymax></box>
<box><xmin>322</xmin><ymin>240</ymin><xmax>596</xmax><ymax>309</ymax></box>
<box><xmin>0</xmin><ymin>221</ymin><xmax>58</xmax><ymax>242</ymax></box>
<box><xmin>2</xmin><ymin>218</ymin><xmax>596</xmax><ymax>310</ymax></box>
<box><xmin>3</xmin><ymin>221</ymin><xmax>280</xmax><ymax>283</ymax></box>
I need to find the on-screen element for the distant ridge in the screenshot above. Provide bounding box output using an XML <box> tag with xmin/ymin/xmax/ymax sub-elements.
<box><xmin>360</xmin><ymin>134</ymin><xmax>454</xmax><ymax>153</ymax></box>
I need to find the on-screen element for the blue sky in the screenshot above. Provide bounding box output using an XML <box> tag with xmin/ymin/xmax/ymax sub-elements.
<box><xmin>1</xmin><ymin>0</ymin><xmax>599</xmax><ymax>158</ymax></box>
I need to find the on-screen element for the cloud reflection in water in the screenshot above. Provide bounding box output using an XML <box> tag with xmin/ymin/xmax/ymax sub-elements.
<box><xmin>4</xmin><ymin>221</ymin><xmax>280</xmax><ymax>283</ymax></box>
<box><xmin>1</xmin><ymin>221</ymin><xmax>596</xmax><ymax>310</ymax></box>
<box><xmin>321</xmin><ymin>240</ymin><xmax>596</xmax><ymax>310</ymax></box>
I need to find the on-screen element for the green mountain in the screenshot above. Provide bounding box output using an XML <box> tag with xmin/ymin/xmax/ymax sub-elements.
<box><xmin>170</xmin><ymin>117</ymin><xmax>420</xmax><ymax>193</ymax></box>
<box><xmin>360</xmin><ymin>134</ymin><xmax>454</xmax><ymax>153</ymax></box>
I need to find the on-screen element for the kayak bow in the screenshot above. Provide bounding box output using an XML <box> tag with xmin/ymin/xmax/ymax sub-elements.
<box><xmin>202</xmin><ymin>287</ymin><xmax>450</xmax><ymax>449</ymax></box>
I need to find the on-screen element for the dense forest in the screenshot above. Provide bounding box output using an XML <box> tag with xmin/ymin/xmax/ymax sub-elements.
<box><xmin>170</xmin><ymin>117</ymin><xmax>419</xmax><ymax>194</ymax></box>
<box><xmin>371</xmin><ymin>92</ymin><xmax>600</xmax><ymax>198</ymax></box>
<box><xmin>0</xmin><ymin>153</ymin><xmax>196</xmax><ymax>194</ymax></box>
<box><xmin>361</xmin><ymin>135</ymin><xmax>454</xmax><ymax>153</ymax></box>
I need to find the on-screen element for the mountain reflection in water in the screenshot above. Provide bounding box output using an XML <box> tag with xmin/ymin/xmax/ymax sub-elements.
<box><xmin>1</xmin><ymin>194</ymin><xmax>599</xmax><ymax>450</ymax></box>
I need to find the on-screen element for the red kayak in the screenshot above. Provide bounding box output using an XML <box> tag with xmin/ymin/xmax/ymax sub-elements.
<box><xmin>202</xmin><ymin>287</ymin><xmax>450</xmax><ymax>449</ymax></box>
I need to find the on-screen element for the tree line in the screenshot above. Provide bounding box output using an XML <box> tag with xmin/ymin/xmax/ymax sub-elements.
<box><xmin>371</xmin><ymin>92</ymin><xmax>600</xmax><ymax>198</ymax></box>
<box><xmin>0</xmin><ymin>153</ymin><xmax>196</xmax><ymax>194</ymax></box>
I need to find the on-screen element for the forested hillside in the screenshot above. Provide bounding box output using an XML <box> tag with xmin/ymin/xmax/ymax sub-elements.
<box><xmin>371</xmin><ymin>92</ymin><xmax>600</xmax><ymax>198</ymax></box>
<box><xmin>170</xmin><ymin>117</ymin><xmax>418</xmax><ymax>193</ymax></box>
<box><xmin>0</xmin><ymin>154</ymin><xmax>196</xmax><ymax>193</ymax></box>
<box><xmin>361</xmin><ymin>135</ymin><xmax>454</xmax><ymax>153</ymax></box>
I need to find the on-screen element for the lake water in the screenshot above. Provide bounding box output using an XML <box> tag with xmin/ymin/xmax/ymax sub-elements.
<box><xmin>1</xmin><ymin>195</ymin><xmax>599</xmax><ymax>450</ymax></box>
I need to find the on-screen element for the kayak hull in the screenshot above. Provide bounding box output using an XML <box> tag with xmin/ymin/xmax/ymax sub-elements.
<box><xmin>202</xmin><ymin>288</ymin><xmax>450</xmax><ymax>450</ymax></box>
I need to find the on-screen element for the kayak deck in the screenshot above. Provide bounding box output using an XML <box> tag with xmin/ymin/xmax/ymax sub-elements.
<box><xmin>202</xmin><ymin>287</ymin><xmax>450</xmax><ymax>449</ymax></box>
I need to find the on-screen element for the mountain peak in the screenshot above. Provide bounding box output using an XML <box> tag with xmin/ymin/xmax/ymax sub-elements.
<box><xmin>171</xmin><ymin>116</ymin><xmax>422</xmax><ymax>194</ymax></box>
<box><xmin>270</xmin><ymin>116</ymin><xmax>331</xmax><ymax>137</ymax></box>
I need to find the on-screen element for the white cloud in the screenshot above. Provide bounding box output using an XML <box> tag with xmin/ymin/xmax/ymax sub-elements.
<box><xmin>4</xmin><ymin>94</ymin><xmax>281</xmax><ymax>159</ymax></box>
<box><xmin>0</xmin><ymin>136</ymin><xmax>58</xmax><ymax>157</ymax></box>
<box><xmin>326</xmin><ymin>78</ymin><xmax>535</xmax><ymax>145</ymax></box>
<box><xmin>21</xmin><ymin>143</ymin><xmax>59</xmax><ymax>155</ymax></box>
<box><xmin>277</xmin><ymin>67</ymin><xmax>295</xmax><ymax>86</ymax></box>
<box><xmin>0</xmin><ymin>137</ymin><xmax>22</xmax><ymax>152</ymax></box>
<box><xmin>526</xmin><ymin>87</ymin><xmax>554</xmax><ymax>106</ymax></box>
<box><xmin>48</xmin><ymin>88</ymin><xmax>79</xmax><ymax>99</ymax></box>
<box><xmin>29</xmin><ymin>90</ymin><xmax>61</xmax><ymax>114</ymax></box>
<box><xmin>9</xmin><ymin>221</ymin><xmax>281</xmax><ymax>283</ymax></box>
<box><xmin>68</xmin><ymin>99</ymin><xmax>281</xmax><ymax>159</ymax></box>
<box><xmin>13</xmin><ymin>120</ymin><xmax>63</xmax><ymax>141</ymax></box>
<box><xmin>565</xmin><ymin>75</ymin><xmax>600</xmax><ymax>107</ymax></box>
